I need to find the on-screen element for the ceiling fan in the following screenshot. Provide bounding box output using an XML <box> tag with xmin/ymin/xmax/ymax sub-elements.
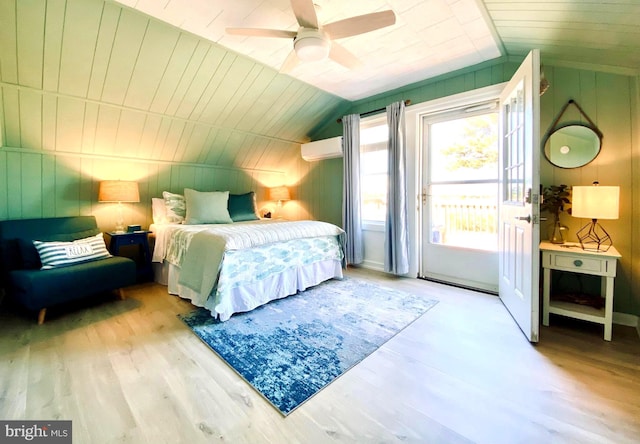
<box><xmin>226</xmin><ymin>0</ymin><xmax>396</xmax><ymax>72</ymax></box>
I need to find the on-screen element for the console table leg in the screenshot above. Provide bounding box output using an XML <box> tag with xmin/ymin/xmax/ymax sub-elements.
<box><xmin>604</xmin><ymin>276</ymin><xmax>614</xmax><ymax>341</ymax></box>
<box><xmin>543</xmin><ymin>268</ymin><xmax>551</xmax><ymax>326</ymax></box>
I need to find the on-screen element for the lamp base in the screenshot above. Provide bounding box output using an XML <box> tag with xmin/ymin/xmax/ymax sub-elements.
<box><xmin>576</xmin><ymin>219</ymin><xmax>612</xmax><ymax>252</ymax></box>
<box><xmin>114</xmin><ymin>202</ymin><xmax>125</xmax><ymax>234</ymax></box>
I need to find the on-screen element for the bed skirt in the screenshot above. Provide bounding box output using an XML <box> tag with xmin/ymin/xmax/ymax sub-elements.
<box><xmin>153</xmin><ymin>259</ymin><xmax>343</xmax><ymax>320</ymax></box>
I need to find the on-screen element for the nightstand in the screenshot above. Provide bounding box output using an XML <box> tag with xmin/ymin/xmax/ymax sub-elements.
<box><xmin>105</xmin><ymin>231</ymin><xmax>153</xmax><ymax>282</ymax></box>
<box><xmin>540</xmin><ymin>241</ymin><xmax>621</xmax><ymax>341</ymax></box>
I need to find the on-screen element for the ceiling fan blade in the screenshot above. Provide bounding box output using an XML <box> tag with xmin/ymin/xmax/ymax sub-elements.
<box><xmin>323</xmin><ymin>10</ymin><xmax>396</xmax><ymax>39</ymax></box>
<box><xmin>290</xmin><ymin>0</ymin><xmax>319</xmax><ymax>29</ymax></box>
<box><xmin>226</xmin><ymin>28</ymin><xmax>297</xmax><ymax>39</ymax></box>
<box><xmin>280</xmin><ymin>50</ymin><xmax>300</xmax><ymax>73</ymax></box>
<box><xmin>328</xmin><ymin>42</ymin><xmax>363</xmax><ymax>70</ymax></box>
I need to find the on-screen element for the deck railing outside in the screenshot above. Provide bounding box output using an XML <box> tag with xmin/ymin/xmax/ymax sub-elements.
<box><xmin>431</xmin><ymin>198</ymin><xmax>498</xmax><ymax>251</ymax></box>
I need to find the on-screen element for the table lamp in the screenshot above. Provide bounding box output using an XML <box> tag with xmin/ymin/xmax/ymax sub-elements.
<box><xmin>269</xmin><ymin>186</ymin><xmax>290</xmax><ymax>218</ymax></box>
<box><xmin>571</xmin><ymin>182</ymin><xmax>619</xmax><ymax>252</ymax></box>
<box><xmin>98</xmin><ymin>180</ymin><xmax>140</xmax><ymax>233</ymax></box>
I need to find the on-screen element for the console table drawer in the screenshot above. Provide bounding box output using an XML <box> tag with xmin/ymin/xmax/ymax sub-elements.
<box><xmin>552</xmin><ymin>255</ymin><xmax>604</xmax><ymax>273</ymax></box>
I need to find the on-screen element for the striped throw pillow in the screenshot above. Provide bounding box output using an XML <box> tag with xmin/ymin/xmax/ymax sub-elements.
<box><xmin>33</xmin><ymin>233</ymin><xmax>111</xmax><ymax>269</ymax></box>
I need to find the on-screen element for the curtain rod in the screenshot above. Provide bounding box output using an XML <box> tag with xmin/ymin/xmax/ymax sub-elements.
<box><xmin>336</xmin><ymin>99</ymin><xmax>411</xmax><ymax>124</ymax></box>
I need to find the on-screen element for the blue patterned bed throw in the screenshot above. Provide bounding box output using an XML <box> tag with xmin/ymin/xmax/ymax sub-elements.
<box><xmin>177</xmin><ymin>220</ymin><xmax>344</xmax><ymax>298</ymax></box>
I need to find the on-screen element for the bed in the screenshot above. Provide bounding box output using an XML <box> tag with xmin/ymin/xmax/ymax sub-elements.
<box><xmin>150</xmin><ymin>189</ymin><xmax>345</xmax><ymax>321</ymax></box>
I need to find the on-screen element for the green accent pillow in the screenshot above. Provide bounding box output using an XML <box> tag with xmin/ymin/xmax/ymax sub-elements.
<box><xmin>228</xmin><ymin>192</ymin><xmax>260</xmax><ymax>222</ymax></box>
<box><xmin>184</xmin><ymin>188</ymin><xmax>233</xmax><ymax>224</ymax></box>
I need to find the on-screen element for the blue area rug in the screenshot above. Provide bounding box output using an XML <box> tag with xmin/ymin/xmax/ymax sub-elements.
<box><xmin>179</xmin><ymin>277</ymin><xmax>438</xmax><ymax>415</ymax></box>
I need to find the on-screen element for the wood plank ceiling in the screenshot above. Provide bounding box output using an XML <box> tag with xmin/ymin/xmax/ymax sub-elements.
<box><xmin>0</xmin><ymin>0</ymin><xmax>350</xmax><ymax>173</ymax></box>
<box><xmin>1</xmin><ymin>0</ymin><xmax>639</xmax><ymax>175</ymax></box>
<box><xmin>484</xmin><ymin>0</ymin><xmax>640</xmax><ymax>72</ymax></box>
<box><xmin>114</xmin><ymin>0</ymin><xmax>502</xmax><ymax>101</ymax></box>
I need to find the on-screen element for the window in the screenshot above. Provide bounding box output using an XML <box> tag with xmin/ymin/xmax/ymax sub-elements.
<box><xmin>360</xmin><ymin>120</ymin><xmax>388</xmax><ymax>222</ymax></box>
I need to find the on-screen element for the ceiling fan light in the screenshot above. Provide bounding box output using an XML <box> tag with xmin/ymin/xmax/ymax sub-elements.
<box><xmin>294</xmin><ymin>35</ymin><xmax>330</xmax><ymax>61</ymax></box>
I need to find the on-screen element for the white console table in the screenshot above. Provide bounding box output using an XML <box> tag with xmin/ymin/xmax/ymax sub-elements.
<box><xmin>540</xmin><ymin>241</ymin><xmax>621</xmax><ymax>341</ymax></box>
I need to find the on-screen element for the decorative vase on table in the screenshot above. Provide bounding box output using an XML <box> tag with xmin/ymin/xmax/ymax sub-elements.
<box><xmin>548</xmin><ymin>216</ymin><xmax>566</xmax><ymax>244</ymax></box>
<box><xmin>541</xmin><ymin>184</ymin><xmax>571</xmax><ymax>245</ymax></box>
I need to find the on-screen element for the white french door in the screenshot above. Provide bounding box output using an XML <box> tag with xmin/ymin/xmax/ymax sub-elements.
<box><xmin>416</xmin><ymin>50</ymin><xmax>541</xmax><ymax>343</ymax></box>
<box><xmin>420</xmin><ymin>108</ymin><xmax>500</xmax><ymax>293</ymax></box>
<box><xmin>498</xmin><ymin>49</ymin><xmax>541</xmax><ymax>343</ymax></box>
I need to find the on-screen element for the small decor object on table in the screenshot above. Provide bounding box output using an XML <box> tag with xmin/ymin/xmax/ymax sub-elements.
<box><xmin>105</xmin><ymin>231</ymin><xmax>153</xmax><ymax>282</ymax></box>
<box><xmin>541</xmin><ymin>184</ymin><xmax>571</xmax><ymax>244</ymax></box>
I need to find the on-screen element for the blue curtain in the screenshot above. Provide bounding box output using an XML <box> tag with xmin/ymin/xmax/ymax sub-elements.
<box><xmin>342</xmin><ymin>114</ymin><xmax>364</xmax><ymax>265</ymax></box>
<box><xmin>384</xmin><ymin>101</ymin><xmax>409</xmax><ymax>275</ymax></box>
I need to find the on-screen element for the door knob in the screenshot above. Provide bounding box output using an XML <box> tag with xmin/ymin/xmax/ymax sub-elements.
<box><xmin>515</xmin><ymin>215</ymin><xmax>532</xmax><ymax>223</ymax></box>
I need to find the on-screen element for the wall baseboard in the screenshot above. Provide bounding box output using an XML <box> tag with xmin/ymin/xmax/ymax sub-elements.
<box><xmin>361</xmin><ymin>260</ymin><xmax>384</xmax><ymax>272</ymax></box>
<box><xmin>613</xmin><ymin>312</ymin><xmax>639</xmax><ymax>328</ymax></box>
<box><xmin>613</xmin><ymin>312</ymin><xmax>640</xmax><ymax>340</ymax></box>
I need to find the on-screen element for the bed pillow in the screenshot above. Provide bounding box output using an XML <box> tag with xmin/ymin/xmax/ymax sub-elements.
<box><xmin>152</xmin><ymin>197</ymin><xmax>168</xmax><ymax>224</ymax></box>
<box><xmin>162</xmin><ymin>191</ymin><xmax>186</xmax><ymax>223</ymax></box>
<box><xmin>33</xmin><ymin>233</ymin><xmax>111</xmax><ymax>270</ymax></box>
<box><xmin>228</xmin><ymin>192</ymin><xmax>260</xmax><ymax>222</ymax></box>
<box><xmin>184</xmin><ymin>188</ymin><xmax>233</xmax><ymax>224</ymax></box>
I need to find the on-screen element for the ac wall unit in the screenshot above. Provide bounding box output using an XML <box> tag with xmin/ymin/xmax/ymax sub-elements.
<box><xmin>301</xmin><ymin>136</ymin><xmax>343</xmax><ymax>161</ymax></box>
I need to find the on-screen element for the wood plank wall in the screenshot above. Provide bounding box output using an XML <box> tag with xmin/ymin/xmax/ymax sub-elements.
<box><xmin>0</xmin><ymin>148</ymin><xmax>284</xmax><ymax>233</ymax></box>
<box><xmin>0</xmin><ymin>0</ymin><xmax>347</xmax><ymax>174</ymax></box>
<box><xmin>0</xmin><ymin>0</ymin><xmax>348</xmax><ymax>229</ymax></box>
<box><xmin>540</xmin><ymin>66</ymin><xmax>639</xmax><ymax>317</ymax></box>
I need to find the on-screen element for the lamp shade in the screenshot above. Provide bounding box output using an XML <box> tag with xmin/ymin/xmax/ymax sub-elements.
<box><xmin>572</xmin><ymin>185</ymin><xmax>619</xmax><ymax>220</ymax></box>
<box><xmin>269</xmin><ymin>186</ymin><xmax>290</xmax><ymax>202</ymax></box>
<box><xmin>98</xmin><ymin>180</ymin><xmax>140</xmax><ymax>203</ymax></box>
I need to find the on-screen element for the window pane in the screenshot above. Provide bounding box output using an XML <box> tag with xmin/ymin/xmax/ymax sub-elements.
<box><xmin>430</xmin><ymin>183</ymin><xmax>498</xmax><ymax>251</ymax></box>
<box><xmin>361</xmin><ymin>124</ymin><xmax>388</xmax><ymax>145</ymax></box>
<box><xmin>361</xmin><ymin>123</ymin><xmax>388</xmax><ymax>222</ymax></box>
<box><xmin>361</xmin><ymin>150</ymin><xmax>387</xmax><ymax>221</ymax></box>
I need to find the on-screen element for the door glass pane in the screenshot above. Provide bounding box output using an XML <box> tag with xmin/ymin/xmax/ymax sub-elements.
<box><xmin>430</xmin><ymin>114</ymin><xmax>498</xmax><ymax>182</ymax></box>
<box><xmin>428</xmin><ymin>112</ymin><xmax>499</xmax><ymax>252</ymax></box>
<box><xmin>503</xmin><ymin>84</ymin><xmax>525</xmax><ymax>204</ymax></box>
<box><xmin>430</xmin><ymin>183</ymin><xmax>498</xmax><ymax>251</ymax></box>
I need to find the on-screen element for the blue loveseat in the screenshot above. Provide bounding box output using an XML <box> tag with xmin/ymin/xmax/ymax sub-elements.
<box><xmin>0</xmin><ymin>216</ymin><xmax>136</xmax><ymax>324</ymax></box>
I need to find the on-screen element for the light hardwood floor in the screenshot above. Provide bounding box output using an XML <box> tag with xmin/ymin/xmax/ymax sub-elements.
<box><xmin>1</xmin><ymin>268</ymin><xmax>639</xmax><ymax>444</ymax></box>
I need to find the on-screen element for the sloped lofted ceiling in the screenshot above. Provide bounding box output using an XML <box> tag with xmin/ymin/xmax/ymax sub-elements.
<box><xmin>113</xmin><ymin>0</ymin><xmax>502</xmax><ymax>101</ymax></box>
<box><xmin>112</xmin><ymin>0</ymin><xmax>640</xmax><ymax>101</ymax></box>
<box><xmin>0</xmin><ymin>0</ymin><xmax>351</xmax><ymax>174</ymax></box>
<box><xmin>484</xmin><ymin>0</ymin><xmax>640</xmax><ymax>71</ymax></box>
<box><xmin>1</xmin><ymin>0</ymin><xmax>639</xmax><ymax>175</ymax></box>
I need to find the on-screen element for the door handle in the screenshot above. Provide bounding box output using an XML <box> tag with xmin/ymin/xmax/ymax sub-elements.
<box><xmin>515</xmin><ymin>215</ymin><xmax>532</xmax><ymax>223</ymax></box>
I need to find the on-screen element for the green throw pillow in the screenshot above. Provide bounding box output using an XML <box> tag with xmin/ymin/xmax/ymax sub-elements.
<box><xmin>184</xmin><ymin>188</ymin><xmax>233</xmax><ymax>224</ymax></box>
<box><xmin>228</xmin><ymin>192</ymin><xmax>260</xmax><ymax>222</ymax></box>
